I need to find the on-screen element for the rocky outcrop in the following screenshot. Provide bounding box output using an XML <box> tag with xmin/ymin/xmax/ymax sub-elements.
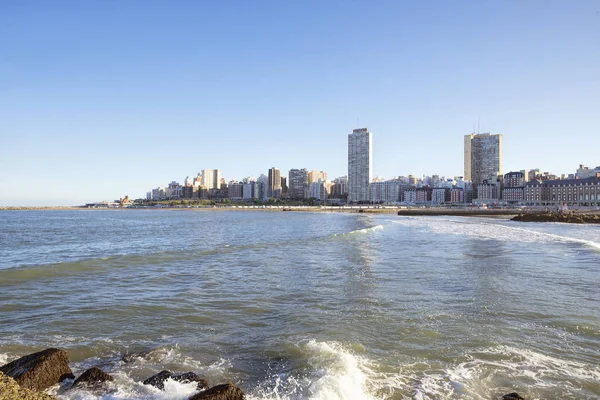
<box><xmin>72</xmin><ymin>366</ymin><xmax>114</xmax><ymax>389</ymax></box>
<box><xmin>502</xmin><ymin>393</ymin><xmax>525</xmax><ymax>400</ymax></box>
<box><xmin>143</xmin><ymin>370</ymin><xmax>208</xmax><ymax>390</ymax></box>
<box><xmin>512</xmin><ymin>212</ymin><xmax>600</xmax><ymax>224</ymax></box>
<box><xmin>0</xmin><ymin>348</ymin><xmax>73</xmax><ymax>392</ymax></box>
<box><xmin>0</xmin><ymin>372</ymin><xmax>58</xmax><ymax>400</ymax></box>
<box><xmin>189</xmin><ymin>383</ymin><xmax>245</xmax><ymax>400</ymax></box>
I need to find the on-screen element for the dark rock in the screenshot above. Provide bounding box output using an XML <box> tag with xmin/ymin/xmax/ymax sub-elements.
<box><xmin>175</xmin><ymin>372</ymin><xmax>208</xmax><ymax>389</ymax></box>
<box><xmin>189</xmin><ymin>383</ymin><xmax>244</xmax><ymax>400</ymax></box>
<box><xmin>0</xmin><ymin>348</ymin><xmax>73</xmax><ymax>392</ymax></box>
<box><xmin>512</xmin><ymin>212</ymin><xmax>600</xmax><ymax>224</ymax></box>
<box><xmin>120</xmin><ymin>350</ymin><xmax>152</xmax><ymax>363</ymax></box>
<box><xmin>143</xmin><ymin>370</ymin><xmax>208</xmax><ymax>390</ymax></box>
<box><xmin>143</xmin><ymin>370</ymin><xmax>171</xmax><ymax>389</ymax></box>
<box><xmin>72</xmin><ymin>366</ymin><xmax>113</xmax><ymax>389</ymax></box>
<box><xmin>502</xmin><ymin>393</ymin><xmax>525</xmax><ymax>400</ymax></box>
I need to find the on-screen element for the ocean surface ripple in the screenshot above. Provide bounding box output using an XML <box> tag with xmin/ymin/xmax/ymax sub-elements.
<box><xmin>0</xmin><ymin>210</ymin><xmax>599</xmax><ymax>399</ymax></box>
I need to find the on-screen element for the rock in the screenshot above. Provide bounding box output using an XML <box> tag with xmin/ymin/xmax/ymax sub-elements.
<box><xmin>143</xmin><ymin>370</ymin><xmax>171</xmax><ymax>389</ymax></box>
<box><xmin>72</xmin><ymin>366</ymin><xmax>113</xmax><ymax>389</ymax></box>
<box><xmin>0</xmin><ymin>348</ymin><xmax>73</xmax><ymax>392</ymax></box>
<box><xmin>0</xmin><ymin>371</ymin><xmax>58</xmax><ymax>400</ymax></box>
<box><xmin>120</xmin><ymin>350</ymin><xmax>152</xmax><ymax>363</ymax></box>
<box><xmin>143</xmin><ymin>370</ymin><xmax>208</xmax><ymax>390</ymax></box>
<box><xmin>502</xmin><ymin>393</ymin><xmax>525</xmax><ymax>400</ymax></box>
<box><xmin>189</xmin><ymin>383</ymin><xmax>245</xmax><ymax>400</ymax></box>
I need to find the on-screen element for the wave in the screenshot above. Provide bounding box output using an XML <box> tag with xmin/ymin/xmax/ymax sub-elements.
<box><xmin>3</xmin><ymin>340</ymin><xmax>600</xmax><ymax>399</ymax></box>
<box><xmin>0</xmin><ymin>223</ymin><xmax>387</xmax><ymax>282</ymax></box>
<box><xmin>249</xmin><ymin>340</ymin><xmax>379</xmax><ymax>400</ymax></box>
<box><xmin>332</xmin><ymin>225</ymin><xmax>384</xmax><ymax>237</ymax></box>
<box><xmin>410</xmin><ymin>345</ymin><xmax>600</xmax><ymax>399</ymax></box>
<box><xmin>391</xmin><ymin>216</ymin><xmax>600</xmax><ymax>251</ymax></box>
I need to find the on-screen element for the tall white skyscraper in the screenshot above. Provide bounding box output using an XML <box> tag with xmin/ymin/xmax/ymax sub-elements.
<box><xmin>348</xmin><ymin>128</ymin><xmax>372</xmax><ymax>203</ymax></box>
<box><xmin>202</xmin><ymin>169</ymin><xmax>222</xmax><ymax>190</ymax></box>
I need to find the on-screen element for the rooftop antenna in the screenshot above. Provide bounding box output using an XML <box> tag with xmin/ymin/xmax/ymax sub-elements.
<box><xmin>477</xmin><ymin>115</ymin><xmax>480</xmax><ymax>134</ymax></box>
<box><xmin>357</xmin><ymin>117</ymin><xmax>359</xmax><ymax>128</ymax></box>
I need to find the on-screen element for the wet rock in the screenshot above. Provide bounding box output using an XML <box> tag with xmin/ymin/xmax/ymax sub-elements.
<box><xmin>72</xmin><ymin>366</ymin><xmax>114</xmax><ymax>389</ymax></box>
<box><xmin>189</xmin><ymin>383</ymin><xmax>245</xmax><ymax>400</ymax></box>
<box><xmin>143</xmin><ymin>370</ymin><xmax>171</xmax><ymax>389</ymax></box>
<box><xmin>0</xmin><ymin>372</ymin><xmax>58</xmax><ymax>400</ymax></box>
<box><xmin>0</xmin><ymin>348</ymin><xmax>73</xmax><ymax>392</ymax></box>
<box><xmin>502</xmin><ymin>393</ymin><xmax>525</xmax><ymax>400</ymax></box>
<box><xmin>143</xmin><ymin>370</ymin><xmax>208</xmax><ymax>390</ymax></box>
<box><xmin>120</xmin><ymin>349</ymin><xmax>152</xmax><ymax>363</ymax></box>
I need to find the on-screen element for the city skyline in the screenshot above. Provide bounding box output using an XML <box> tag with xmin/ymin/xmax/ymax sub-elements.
<box><xmin>1</xmin><ymin>1</ymin><xmax>599</xmax><ymax>205</ymax></box>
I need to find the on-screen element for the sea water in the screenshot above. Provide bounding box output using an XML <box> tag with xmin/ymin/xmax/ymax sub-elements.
<box><xmin>0</xmin><ymin>210</ymin><xmax>599</xmax><ymax>399</ymax></box>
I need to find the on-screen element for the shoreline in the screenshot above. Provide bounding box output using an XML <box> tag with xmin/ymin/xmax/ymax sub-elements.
<box><xmin>0</xmin><ymin>205</ymin><xmax>520</xmax><ymax>218</ymax></box>
<box><xmin>3</xmin><ymin>205</ymin><xmax>599</xmax><ymax>220</ymax></box>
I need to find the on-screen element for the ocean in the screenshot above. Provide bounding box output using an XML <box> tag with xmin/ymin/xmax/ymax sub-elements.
<box><xmin>0</xmin><ymin>210</ymin><xmax>598</xmax><ymax>399</ymax></box>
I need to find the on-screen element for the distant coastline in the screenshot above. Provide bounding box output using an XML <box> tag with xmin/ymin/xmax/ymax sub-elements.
<box><xmin>0</xmin><ymin>205</ymin><xmax>515</xmax><ymax>217</ymax></box>
<box><xmin>3</xmin><ymin>206</ymin><xmax>599</xmax><ymax>221</ymax></box>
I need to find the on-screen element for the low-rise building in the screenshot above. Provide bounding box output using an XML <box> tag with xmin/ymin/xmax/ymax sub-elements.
<box><xmin>476</xmin><ymin>179</ymin><xmax>499</xmax><ymax>203</ymax></box>
<box><xmin>524</xmin><ymin>176</ymin><xmax>600</xmax><ymax>207</ymax></box>
<box><xmin>502</xmin><ymin>171</ymin><xmax>525</xmax><ymax>204</ymax></box>
<box><xmin>431</xmin><ymin>188</ymin><xmax>450</xmax><ymax>205</ymax></box>
<box><xmin>370</xmin><ymin>180</ymin><xmax>403</xmax><ymax>203</ymax></box>
<box><xmin>450</xmin><ymin>188</ymin><xmax>464</xmax><ymax>204</ymax></box>
<box><xmin>403</xmin><ymin>188</ymin><xmax>417</xmax><ymax>203</ymax></box>
<box><xmin>416</xmin><ymin>187</ymin><xmax>432</xmax><ymax>203</ymax></box>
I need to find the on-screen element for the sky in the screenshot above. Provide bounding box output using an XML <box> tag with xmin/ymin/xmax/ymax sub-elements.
<box><xmin>1</xmin><ymin>1</ymin><xmax>599</xmax><ymax>205</ymax></box>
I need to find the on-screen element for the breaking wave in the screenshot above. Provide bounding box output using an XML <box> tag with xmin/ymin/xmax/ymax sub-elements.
<box><xmin>1</xmin><ymin>340</ymin><xmax>593</xmax><ymax>399</ymax></box>
<box><xmin>392</xmin><ymin>217</ymin><xmax>600</xmax><ymax>251</ymax></box>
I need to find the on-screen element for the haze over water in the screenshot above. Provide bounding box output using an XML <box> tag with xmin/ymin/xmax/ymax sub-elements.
<box><xmin>0</xmin><ymin>210</ymin><xmax>599</xmax><ymax>399</ymax></box>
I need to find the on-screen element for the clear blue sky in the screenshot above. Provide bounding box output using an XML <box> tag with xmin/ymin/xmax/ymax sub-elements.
<box><xmin>1</xmin><ymin>1</ymin><xmax>599</xmax><ymax>205</ymax></box>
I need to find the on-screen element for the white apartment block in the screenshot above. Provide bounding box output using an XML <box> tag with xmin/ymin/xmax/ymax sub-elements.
<box><xmin>370</xmin><ymin>180</ymin><xmax>402</xmax><ymax>203</ymax></box>
<box><xmin>202</xmin><ymin>169</ymin><xmax>222</xmax><ymax>190</ymax></box>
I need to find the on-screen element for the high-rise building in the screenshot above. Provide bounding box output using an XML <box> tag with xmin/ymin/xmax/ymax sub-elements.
<box><xmin>289</xmin><ymin>168</ymin><xmax>308</xmax><ymax>199</ymax></box>
<box><xmin>464</xmin><ymin>133</ymin><xmax>503</xmax><ymax>186</ymax></box>
<box><xmin>202</xmin><ymin>169</ymin><xmax>222</xmax><ymax>190</ymax></box>
<box><xmin>348</xmin><ymin>128</ymin><xmax>372</xmax><ymax>203</ymax></box>
<box><xmin>331</xmin><ymin>176</ymin><xmax>348</xmax><ymax>198</ymax></box>
<box><xmin>464</xmin><ymin>134</ymin><xmax>473</xmax><ymax>182</ymax></box>
<box><xmin>308</xmin><ymin>170</ymin><xmax>327</xmax><ymax>184</ymax></box>
<box><xmin>194</xmin><ymin>173</ymin><xmax>203</xmax><ymax>187</ymax></box>
<box><xmin>267</xmin><ymin>167</ymin><xmax>281</xmax><ymax>198</ymax></box>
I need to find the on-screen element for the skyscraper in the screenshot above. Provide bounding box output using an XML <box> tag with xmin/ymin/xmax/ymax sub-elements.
<box><xmin>288</xmin><ymin>168</ymin><xmax>308</xmax><ymax>199</ymax></box>
<box><xmin>267</xmin><ymin>167</ymin><xmax>281</xmax><ymax>198</ymax></box>
<box><xmin>348</xmin><ymin>128</ymin><xmax>372</xmax><ymax>203</ymax></box>
<box><xmin>308</xmin><ymin>170</ymin><xmax>327</xmax><ymax>184</ymax></box>
<box><xmin>202</xmin><ymin>169</ymin><xmax>222</xmax><ymax>190</ymax></box>
<box><xmin>464</xmin><ymin>133</ymin><xmax>503</xmax><ymax>186</ymax></box>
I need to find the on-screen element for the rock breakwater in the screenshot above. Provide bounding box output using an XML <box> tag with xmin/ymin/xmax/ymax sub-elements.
<box><xmin>512</xmin><ymin>212</ymin><xmax>600</xmax><ymax>224</ymax></box>
<box><xmin>1</xmin><ymin>348</ymin><xmax>245</xmax><ymax>400</ymax></box>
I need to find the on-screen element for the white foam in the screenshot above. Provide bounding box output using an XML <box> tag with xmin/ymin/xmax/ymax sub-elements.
<box><xmin>391</xmin><ymin>217</ymin><xmax>600</xmax><ymax>251</ymax></box>
<box><xmin>408</xmin><ymin>345</ymin><xmax>600</xmax><ymax>399</ymax></box>
<box><xmin>0</xmin><ymin>353</ymin><xmax>13</xmax><ymax>365</ymax></box>
<box><xmin>48</xmin><ymin>373</ymin><xmax>200</xmax><ymax>400</ymax></box>
<box><xmin>248</xmin><ymin>340</ymin><xmax>379</xmax><ymax>400</ymax></box>
<box><xmin>335</xmin><ymin>225</ymin><xmax>384</xmax><ymax>237</ymax></box>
